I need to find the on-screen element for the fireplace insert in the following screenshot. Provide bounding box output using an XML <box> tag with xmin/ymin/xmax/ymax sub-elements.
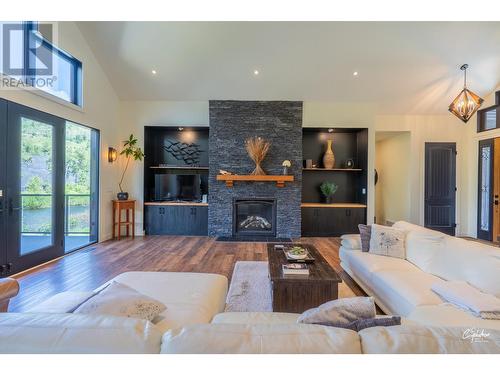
<box><xmin>233</xmin><ymin>198</ymin><xmax>276</xmax><ymax>238</ymax></box>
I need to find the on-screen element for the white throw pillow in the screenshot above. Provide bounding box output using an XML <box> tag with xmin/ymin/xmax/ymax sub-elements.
<box><xmin>369</xmin><ymin>224</ymin><xmax>406</xmax><ymax>259</ymax></box>
<box><xmin>74</xmin><ymin>281</ymin><xmax>166</xmax><ymax>321</ymax></box>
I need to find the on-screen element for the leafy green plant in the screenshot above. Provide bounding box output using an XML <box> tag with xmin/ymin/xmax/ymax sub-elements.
<box><xmin>320</xmin><ymin>181</ymin><xmax>338</xmax><ymax>198</ymax></box>
<box><xmin>118</xmin><ymin>134</ymin><xmax>145</xmax><ymax>193</ymax></box>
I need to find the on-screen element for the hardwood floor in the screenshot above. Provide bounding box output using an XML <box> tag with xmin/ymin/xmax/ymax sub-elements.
<box><xmin>9</xmin><ymin>236</ymin><xmax>365</xmax><ymax>312</ymax></box>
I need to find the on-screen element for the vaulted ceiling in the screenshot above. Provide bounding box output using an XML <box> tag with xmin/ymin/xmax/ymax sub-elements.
<box><xmin>77</xmin><ymin>21</ymin><xmax>500</xmax><ymax>114</ymax></box>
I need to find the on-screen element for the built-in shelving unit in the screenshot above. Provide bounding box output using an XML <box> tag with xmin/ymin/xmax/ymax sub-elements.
<box><xmin>144</xmin><ymin>202</ymin><xmax>208</xmax><ymax>206</ymax></box>
<box><xmin>143</xmin><ymin>126</ymin><xmax>210</xmax><ymax>236</ymax></box>
<box><xmin>301</xmin><ymin>203</ymin><xmax>367</xmax><ymax>208</ymax></box>
<box><xmin>302</xmin><ymin>168</ymin><xmax>362</xmax><ymax>172</ymax></box>
<box><xmin>150</xmin><ymin>166</ymin><xmax>209</xmax><ymax>170</ymax></box>
<box><xmin>301</xmin><ymin>127</ymin><xmax>368</xmax><ymax>236</ymax></box>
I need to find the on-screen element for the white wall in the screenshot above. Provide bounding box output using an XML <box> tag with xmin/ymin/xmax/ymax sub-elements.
<box><xmin>374</xmin><ymin>114</ymin><xmax>469</xmax><ymax>235</ymax></box>
<box><xmin>0</xmin><ymin>22</ymin><xmax>121</xmax><ymax>241</ymax></box>
<box><xmin>375</xmin><ymin>132</ymin><xmax>411</xmax><ymax>225</ymax></box>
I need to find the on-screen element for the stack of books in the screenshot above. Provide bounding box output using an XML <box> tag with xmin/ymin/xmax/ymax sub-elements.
<box><xmin>282</xmin><ymin>263</ymin><xmax>309</xmax><ymax>276</ymax></box>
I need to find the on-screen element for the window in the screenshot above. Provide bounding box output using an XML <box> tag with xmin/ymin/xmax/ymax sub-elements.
<box><xmin>0</xmin><ymin>21</ymin><xmax>82</xmax><ymax>106</ymax></box>
<box><xmin>477</xmin><ymin>91</ymin><xmax>500</xmax><ymax>133</ymax></box>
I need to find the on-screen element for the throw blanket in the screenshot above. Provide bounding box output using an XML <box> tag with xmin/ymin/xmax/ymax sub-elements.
<box><xmin>297</xmin><ymin>296</ymin><xmax>376</xmax><ymax>325</ymax></box>
<box><xmin>431</xmin><ymin>281</ymin><xmax>500</xmax><ymax>320</ymax></box>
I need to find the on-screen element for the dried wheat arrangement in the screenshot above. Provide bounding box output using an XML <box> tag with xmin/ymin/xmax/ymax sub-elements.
<box><xmin>245</xmin><ymin>136</ymin><xmax>271</xmax><ymax>175</ymax></box>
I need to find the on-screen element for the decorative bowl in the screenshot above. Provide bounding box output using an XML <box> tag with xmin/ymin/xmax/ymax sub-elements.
<box><xmin>286</xmin><ymin>246</ymin><xmax>308</xmax><ymax>260</ymax></box>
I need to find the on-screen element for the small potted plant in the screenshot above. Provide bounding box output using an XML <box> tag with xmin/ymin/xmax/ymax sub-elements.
<box><xmin>320</xmin><ymin>181</ymin><xmax>338</xmax><ymax>204</ymax></box>
<box><xmin>282</xmin><ymin>160</ymin><xmax>291</xmax><ymax>175</ymax></box>
<box><xmin>117</xmin><ymin>134</ymin><xmax>145</xmax><ymax>200</ymax></box>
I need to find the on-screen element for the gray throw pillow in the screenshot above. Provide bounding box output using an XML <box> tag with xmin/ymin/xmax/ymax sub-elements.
<box><xmin>297</xmin><ymin>296</ymin><xmax>376</xmax><ymax>325</ymax></box>
<box><xmin>314</xmin><ymin>316</ymin><xmax>401</xmax><ymax>332</ymax></box>
<box><xmin>358</xmin><ymin>224</ymin><xmax>371</xmax><ymax>252</ymax></box>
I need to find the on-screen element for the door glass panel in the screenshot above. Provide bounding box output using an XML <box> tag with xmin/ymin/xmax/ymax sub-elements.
<box><xmin>20</xmin><ymin>117</ymin><xmax>54</xmax><ymax>255</ymax></box>
<box><xmin>65</xmin><ymin>122</ymin><xmax>97</xmax><ymax>252</ymax></box>
<box><xmin>480</xmin><ymin>145</ymin><xmax>491</xmax><ymax>231</ymax></box>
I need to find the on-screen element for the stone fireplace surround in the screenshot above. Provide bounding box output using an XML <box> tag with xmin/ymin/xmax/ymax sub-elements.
<box><xmin>208</xmin><ymin>100</ymin><xmax>303</xmax><ymax>239</ymax></box>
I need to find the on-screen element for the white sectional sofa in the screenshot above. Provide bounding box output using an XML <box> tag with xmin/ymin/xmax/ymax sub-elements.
<box><xmin>340</xmin><ymin>221</ymin><xmax>500</xmax><ymax>330</ymax></box>
<box><xmin>1</xmin><ymin>245</ymin><xmax>500</xmax><ymax>353</ymax></box>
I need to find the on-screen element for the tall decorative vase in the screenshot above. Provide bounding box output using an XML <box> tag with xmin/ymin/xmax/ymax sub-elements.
<box><xmin>323</xmin><ymin>139</ymin><xmax>335</xmax><ymax>169</ymax></box>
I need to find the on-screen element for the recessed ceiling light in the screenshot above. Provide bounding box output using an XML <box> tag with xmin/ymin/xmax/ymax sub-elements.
<box><xmin>151</xmin><ymin>70</ymin><xmax>157</xmax><ymax>75</ymax></box>
<box><xmin>254</xmin><ymin>70</ymin><xmax>259</xmax><ymax>75</ymax></box>
<box><xmin>328</xmin><ymin>128</ymin><xmax>334</xmax><ymax>133</ymax></box>
<box><xmin>353</xmin><ymin>71</ymin><xmax>359</xmax><ymax>76</ymax></box>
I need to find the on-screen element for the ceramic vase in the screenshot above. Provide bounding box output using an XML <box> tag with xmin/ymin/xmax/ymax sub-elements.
<box><xmin>323</xmin><ymin>139</ymin><xmax>335</xmax><ymax>169</ymax></box>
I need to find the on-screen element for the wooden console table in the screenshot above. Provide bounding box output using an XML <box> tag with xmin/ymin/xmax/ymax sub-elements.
<box><xmin>112</xmin><ymin>200</ymin><xmax>135</xmax><ymax>240</ymax></box>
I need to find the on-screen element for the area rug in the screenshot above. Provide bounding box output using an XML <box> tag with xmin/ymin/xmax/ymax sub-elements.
<box><xmin>225</xmin><ymin>261</ymin><xmax>356</xmax><ymax>312</ymax></box>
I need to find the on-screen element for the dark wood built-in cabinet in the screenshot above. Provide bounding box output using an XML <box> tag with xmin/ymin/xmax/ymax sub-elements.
<box><xmin>143</xmin><ymin>126</ymin><xmax>209</xmax><ymax>236</ymax></box>
<box><xmin>301</xmin><ymin>206</ymin><xmax>366</xmax><ymax>237</ymax></box>
<box><xmin>301</xmin><ymin>128</ymin><xmax>368</xmax><ymax>237</ymax></box>
<box><xmin>144</xmin><ymin>203</ymin><xmax>208</xmax><ymax>235</ymax></box>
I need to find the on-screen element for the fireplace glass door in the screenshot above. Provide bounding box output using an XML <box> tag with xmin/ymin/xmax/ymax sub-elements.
<box><xmin>233</xmin><ymin>199</ymin><xmax>276</xmax><ymax>237</ymax></box>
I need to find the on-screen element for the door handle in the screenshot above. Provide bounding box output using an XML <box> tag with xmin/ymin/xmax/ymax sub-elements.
<box><xmin>8</xmin><ymin>198</ymin><xmax>21</xmax><ymax>215</ymax></box>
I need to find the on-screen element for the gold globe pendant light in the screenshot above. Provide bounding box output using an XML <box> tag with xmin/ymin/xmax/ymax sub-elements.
<box><xmin>448</xmin><ymin>64</ymin><xmax>484</xmax><ymax>123</ymax></box>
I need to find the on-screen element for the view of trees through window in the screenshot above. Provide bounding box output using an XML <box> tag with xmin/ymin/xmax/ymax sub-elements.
<box><xmin>20</xmin><ymin>119</ymin><xmax>93</xmax><ymax>253</ymax></box>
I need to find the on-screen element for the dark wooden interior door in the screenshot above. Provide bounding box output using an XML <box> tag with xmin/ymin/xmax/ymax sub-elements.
<box><xmin>424</xmin><ymin>142</ymin><xmax>456</xmax><ymax>236</ymax></box>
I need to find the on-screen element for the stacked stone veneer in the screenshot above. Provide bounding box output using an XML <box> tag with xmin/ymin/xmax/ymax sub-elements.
<box><xmin>208</xmin><ymin>100</ymin><xmax>303</xmax><ymax>238</ymax></box>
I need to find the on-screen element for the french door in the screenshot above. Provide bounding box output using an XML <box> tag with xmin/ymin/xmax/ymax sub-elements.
<box><xmin>477</xmin><ymin>138</ymin><xmax>500</xmax><ymax>242</ymax></box>
<box><xmin>0</xmin><ymin>99</ymin><xmax>99</xmax><ymax>276</ymax></box>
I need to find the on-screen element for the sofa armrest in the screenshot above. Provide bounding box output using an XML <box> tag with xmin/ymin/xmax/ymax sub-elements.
<box><xmin>0</xmin><ymin>278</ymin><xmax>20</xmax><ymax>312</ymax></box>
<box><xmin>340</xmin><ymin>234</ymin><xmax>362</xmax><ymax>250</ymax></box>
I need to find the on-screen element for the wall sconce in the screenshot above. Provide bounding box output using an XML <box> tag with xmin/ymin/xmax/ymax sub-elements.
<box><xmin>108</xmin><ymin>147</ymin><xmax>117</xmax><ymax>163</ymax></box>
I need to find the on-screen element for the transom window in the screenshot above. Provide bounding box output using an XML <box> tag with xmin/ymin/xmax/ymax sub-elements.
<box><xmin>0</xmin><ymin>21</ymin><xmax>82</xmax><ymax>106</ymax></box>
<box><xmin>477</xmin><ymin>91</ymin><xmax>500</xmax><ymax>133</ymax></box>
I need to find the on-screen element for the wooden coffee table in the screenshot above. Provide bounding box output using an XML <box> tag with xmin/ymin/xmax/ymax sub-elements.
<box><xmin>267</xmin><ymin>243</ymin><xmax>342</xmax><ymax>313</ymax></box>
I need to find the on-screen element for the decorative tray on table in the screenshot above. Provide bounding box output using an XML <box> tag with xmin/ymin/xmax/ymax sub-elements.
<box><xmin>276</xmin><ymin>244</ymin><xmax>315</xmax><ymax>263</ymax></box>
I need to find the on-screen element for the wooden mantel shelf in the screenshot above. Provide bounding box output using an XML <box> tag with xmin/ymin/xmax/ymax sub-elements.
<box><xmin>216</xmin><ymin>174</ymin><xmax>294</xmax><ymax>188</ymax></box>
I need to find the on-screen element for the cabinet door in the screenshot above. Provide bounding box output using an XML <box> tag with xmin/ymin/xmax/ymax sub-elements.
<box><xmin>344</xmin><ymin>208</ymin><xmax>365</xmax><ymax>234</ymax></box>
<box><xmin>301</xmin><ymin>207</ymin><xmax>318</xmax><ymax>236</ymax></box>
<box><xmin>190</xmin><ymin>206</ymin><xmax>208</xmax><ymax>235</ymax></box>
<box><xmin>145</xmin><ymin>206</ymin><xmax>169</xmax><ymax>235</ymax></box>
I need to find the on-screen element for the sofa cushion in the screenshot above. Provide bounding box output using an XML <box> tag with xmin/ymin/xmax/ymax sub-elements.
<box><xmin>408</xmin><ymin>304</ymin><xmax>500</xmax><ymax>331</ymax></box>
<box><xmin>341</xmin><ymin>249</ymin><xmax>416</xmax><ymax>285</ymax></box>
<box><xmin>369</xmin><ymin>269</ymin><xmax>444</xmax><ymax>316</ymax></box>
<box><xmin>0</xmin><ymin>313</ymin><xmax>162</xmax><ymax>354</ymax></box>
<box><xmin>429</xmin><ymin>237</ymin><xmax>500</xmax><ymax>298</ymax></box>
<box><xmin>102</xmin><ymin>272</ymin><xmax>228</xmax><ymax>333</ymax></box>
<box><xmin>404</xmin><ymin>230</ymin><xmax>446</xmax><ymax>273</ymax></box>
<box><xmin>161</xmin><ymin>323</ymin><xmax>362</xmax><ymax>354</ymax></box>
<box><xmin>212</xmin><ymin>312</ymin><xmax>300</xmax><ymax>324</ymax></box>
<box><xmin>360</xmin><ymin>324</ymin><xmax>500</xmax><ymax>354</ymax></box>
